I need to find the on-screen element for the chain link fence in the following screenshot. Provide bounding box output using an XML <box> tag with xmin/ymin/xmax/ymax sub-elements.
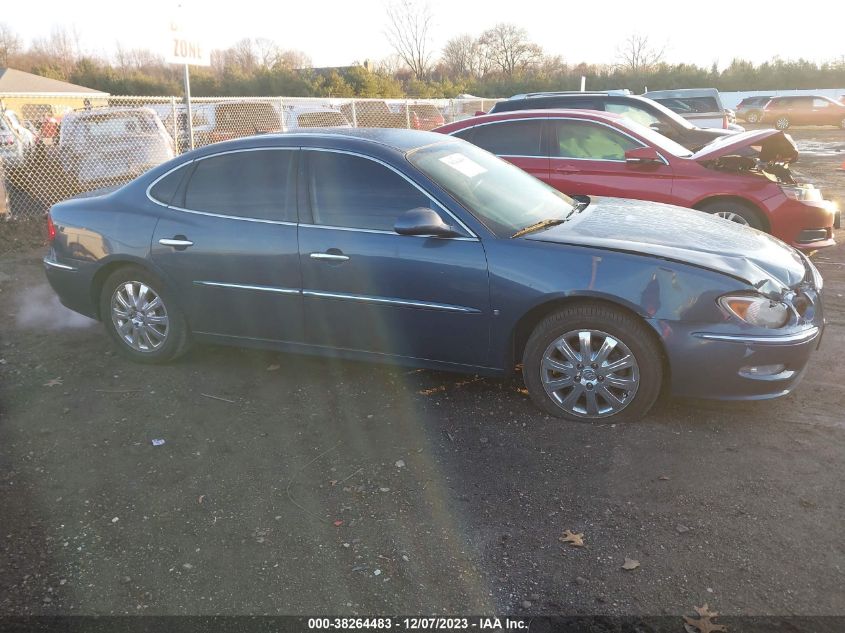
<box><xmin>0</xmin><ymin>95</ymin><xmax>502</xmax><ymax>219</ymax></box>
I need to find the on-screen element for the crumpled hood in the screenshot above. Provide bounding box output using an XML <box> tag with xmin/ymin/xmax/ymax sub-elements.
<box><xmin>525</xmin><ymin>197</ymin><xmax>807</xmax><ymax>293</ymax></box>
<box><xmin>692</xmin><ymin>129</ymin><xmax>799</xmax><ymax>163</ymax></box>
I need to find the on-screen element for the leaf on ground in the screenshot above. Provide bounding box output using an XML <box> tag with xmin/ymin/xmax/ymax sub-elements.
<box><xmin>559</xmin><ymin>530</ymin><xmax>585</xmax><ymax>547</ymax></box>
<box><xmin>621</xmin><ymin>557</ymin><xmax>640</xmax><ymax>570</ymax></box>
<box><xmin>44</xmin><ymin>377</ymin><xmax>63</xmax><ymax>387</ymax></box>
<box><xmin>266</xmin><ymin>364</ymin><xmax>280</xmax><ymax>371</ymax></box>
<box><xmin>683</xmin><ymin>603</ymin><xmax>727</xmax><ymax>633</ymax></box>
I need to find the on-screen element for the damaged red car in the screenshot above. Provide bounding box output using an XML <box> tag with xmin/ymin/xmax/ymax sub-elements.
<box><xmin>434</xmin><ymin>110</ymin><xmax>837</xmax><ymax>250</ymax></box>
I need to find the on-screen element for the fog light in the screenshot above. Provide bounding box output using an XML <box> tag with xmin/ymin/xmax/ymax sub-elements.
<box><xmin>740</xmin><ymin>364</ymin><xmax>786</xmax><ymax>377</ymax></box>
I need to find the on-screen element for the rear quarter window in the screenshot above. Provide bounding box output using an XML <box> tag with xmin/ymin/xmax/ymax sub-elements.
<box><xmin>149</xmin><ymin>164</ymin><xmax>189</xmax><ymax>206</ymax></box>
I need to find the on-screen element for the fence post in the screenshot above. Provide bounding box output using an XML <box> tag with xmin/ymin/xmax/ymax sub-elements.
<box><xmin>279</xmin><ymin>97</ymin><xmax>285</xmax><ymax>130</ymax></box>
<box><xmin>405</xmin><ymin>99</ymin><xmax>411</xmax><ymax>129</ymax></box>
<box><xmin>351</xmin><ymin>101</ymin><xmax>357</xmax><ymax>127</ymax></box>
<box><xmin>170</xmin><ymin>96</ymin><xmax>178</xmax><ymax>154</ymax></box>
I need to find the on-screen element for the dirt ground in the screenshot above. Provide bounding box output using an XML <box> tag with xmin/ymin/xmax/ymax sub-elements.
<box><xmin>1</xmin><ymin>127</ymin><xmax>844</xmax><ymax>626</ymax></box>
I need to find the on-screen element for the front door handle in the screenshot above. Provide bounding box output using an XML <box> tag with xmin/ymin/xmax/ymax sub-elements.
<box><xmin>552</xmin><ymin>166</ymin><xmax>581</xmax><ymax>174</ymax></box>
<box><xmin>159</xmin><ymin>236</ymin><xmax>194</xmax><ymax>249</ymax></box>
<box><xmin>310</xmin><ymin>252</ymin><xmax>349</xmax><ymax>262</ymax></box>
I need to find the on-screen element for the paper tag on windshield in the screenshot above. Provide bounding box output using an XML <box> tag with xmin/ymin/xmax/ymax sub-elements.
<box><xmin>439</xmin><ymin>153</ymin><xmax>487</xmax><ymax>178</ymax></box>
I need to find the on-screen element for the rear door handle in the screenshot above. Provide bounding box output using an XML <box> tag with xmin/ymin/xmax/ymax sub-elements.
<box><xmin>310</xmin><ymin>252</ymin><xmax>349</xmax><ymax>262</ymax></box>
<box><xmin>159</xmin><ymin>237</ymin><xmax>194</xmax><ymax>249</ymax></box>
<box><xmin>552</xmin><ymin>165</ymin><xmax>581</xmax><ymax>174</ymax></box>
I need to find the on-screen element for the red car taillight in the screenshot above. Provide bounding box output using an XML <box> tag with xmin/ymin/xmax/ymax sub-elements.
<box><xmin>0</xmin><ymin>132</ymin><xmax>14</xmax><ymax>146</ymax></box>
<box><xmin>722</xmin><ymin>113</ymin><xmax>728</xmax><ymax>129</ymax></box>
<box><xmin>412</xmin><ymin>113</ymin><xmax>421</xmax><ymax>130</ymax></box>
<box><xmin>46</xmin><ymin>212</ymin><xmax>57</xmax><ymax>242</ymax></box>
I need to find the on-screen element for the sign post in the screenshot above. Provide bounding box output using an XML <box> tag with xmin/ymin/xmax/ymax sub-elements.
<box><xmin>165</xmin><ymin>6</ymin><xmax>210</xmax><ymax>152</ymax></box>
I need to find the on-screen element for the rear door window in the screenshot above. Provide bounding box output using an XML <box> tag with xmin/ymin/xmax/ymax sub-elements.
<box><xmin>469</xmin><ymin>120</ymin><xmax>544</xmax><ymax>157</ymax></box>
<box><xmin>181</xmin><ymin>149</ymin><xmax>296</xmax><ymax>222</ymax></box>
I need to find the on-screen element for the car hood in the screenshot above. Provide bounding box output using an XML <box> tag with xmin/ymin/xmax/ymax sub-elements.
<box><xmin>692</xmin><ymin>129</ymin><xmax>798</xmax><ymax>163</ymax></box>
<box><xmin>524</xmin><ymin>197</ymin><xmax>807</xmax><ymax>294</ymax></box>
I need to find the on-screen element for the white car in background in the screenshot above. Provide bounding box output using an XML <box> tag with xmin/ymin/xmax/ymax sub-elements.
<box><xmin>0</xmin><ymin>109</ymin><xmax>36</xmax><ymax>167</ymax></box>
<box><xmin>643</xmin><ymin>88</ymin><xmax>745</xmax><ymax>132</ymax></box>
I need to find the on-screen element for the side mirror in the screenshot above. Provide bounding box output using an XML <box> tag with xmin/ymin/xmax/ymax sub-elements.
<box><xmin>394</xmin><ymin>207</ymin><xmax>460</xmax><ymax>238</ymax></box>
<box><xmin>624</xmin><ymin>146</ymin><xmax>663</xmax><ymax>165</ymax></box>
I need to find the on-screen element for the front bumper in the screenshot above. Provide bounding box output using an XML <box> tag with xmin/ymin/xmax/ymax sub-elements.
<box><xmin>663</xmin><ymin>322</ymin><xmax>823</xmax><ymax>400</ymax></box>
<box><xmin>766</xmin><ymin>196</ymin><xmax>837</xmax><ymax>251</ymax></box>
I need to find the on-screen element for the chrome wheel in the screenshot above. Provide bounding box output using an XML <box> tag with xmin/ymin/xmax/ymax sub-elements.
<box><xmin>746</xmin><ymin>111</ymin><xmax>759</xmax><ymax>123</ymax></box>
<box><xmin>541</xmin><ymin>329</ymin><xmax>639</xmax><ymax>419</ymax></box>
<box><xmin>714</xmin><ymin>211</ymin><xmax>751</xmax><ymax>226</ymax></box>
<box><xmin>111</xmin><ymin>281</ymin><xmax>169</xmax><ymax>352</ymax></box>
<box><xmin>775</xmin><ymin>117</ymin><xmax>789</xmax><ymax>130</ymax></box>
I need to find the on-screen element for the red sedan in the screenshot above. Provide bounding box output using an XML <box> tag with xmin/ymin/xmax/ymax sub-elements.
<box><xmin>434</xmin><ymin>110</ymin><xmax>836</xmax><ymax>250</ymax></box>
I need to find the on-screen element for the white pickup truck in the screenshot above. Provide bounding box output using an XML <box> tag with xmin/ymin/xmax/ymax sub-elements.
<box><xmin>643</xmin><ymin>88</ymin><xmax>745</xmax><ymax>132</ymax></box>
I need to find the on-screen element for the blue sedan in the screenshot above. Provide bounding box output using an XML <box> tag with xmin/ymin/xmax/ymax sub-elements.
<box><xmin>43</xmin><ymin>129</ymin><xmax>824</xmax><ymax>421</ymax></box>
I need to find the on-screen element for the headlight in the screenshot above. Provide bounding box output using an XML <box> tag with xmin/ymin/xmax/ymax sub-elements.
<box><xmin>780</xmin><ymin>184</ymin><xmax>823</xmax><ymax>202</ymax></box>
<box><xmin>719</xmin><ymin>295</ymin><xmax>790</xmax><ymax>328</ymax></box>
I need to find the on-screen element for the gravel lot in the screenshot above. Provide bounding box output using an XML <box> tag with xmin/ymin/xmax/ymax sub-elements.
<box><xmin>1</xmin><ymin>127</ymin><xmax>844</xmax><ymax>625</ymax></box>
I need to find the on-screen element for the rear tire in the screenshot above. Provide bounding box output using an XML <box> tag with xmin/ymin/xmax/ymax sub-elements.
<box><xmin>775</xmin><ymin>116</ymin><xmax>790</xmax><ymax>130</ymax></box>
<box><xmin>522</xmin><ymin>303</ymin><xmax>663</xmax><ymax>423</ymax></box>
<box><xmin>698</xmin><ymin>200</ymin><xmax>764</xmax><ymax>231</ymax></box>
<box><xmin>99</xmin><ymin>266</ymin><xmax>189</xmax><ymax>363</ymax></box>
<box><xmin>746</xmin><ymin>110</ymin><xmax>760</xmax><ymax>124</ymax></box>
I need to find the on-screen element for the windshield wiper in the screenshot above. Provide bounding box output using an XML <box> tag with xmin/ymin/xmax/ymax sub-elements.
<box><xmin>511</xmin><ymin>218</ymin><xmax>566</xmax><ymax>239</ymax></box>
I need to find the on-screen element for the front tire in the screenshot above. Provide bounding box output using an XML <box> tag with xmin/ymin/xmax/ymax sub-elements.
<box><xmin>99</xmin><ymin>266</ymin><xmax>189</xmax><ymax>363</ymax></box>
<box><xmin>839</xmin><ymin>117</ymin><xmax>845</xmax><ymax>130</ymax></box>
<box><xmin>698</xmin><ymin>200</ymin><xmax>764</xmax><ymax>230</ymax></box>
<box><xmin>775</xmin><ymin>116</ymin><xmax>790</xmax><ymax>130</ymax></box>
<box><xmin>522</xmin><ymin>303</ymin><xmax>663</xmax><ymax>422</ymax></box>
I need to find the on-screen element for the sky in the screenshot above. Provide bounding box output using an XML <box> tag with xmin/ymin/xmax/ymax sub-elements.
<box><xmin>5</xmin><ymin>0</ymin><xmax>844</xmax><ymax>70</ymax></box>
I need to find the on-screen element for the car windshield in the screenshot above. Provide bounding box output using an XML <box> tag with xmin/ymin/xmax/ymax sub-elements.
<box><xmin>639</xmin><ymin>97</ymin><xmax>697</xmax><ymax>130</ymax></box>
<box><xmin>407</xmin><ymin>141</ymin><xmax>577</xmax><ymax>237</ymax></box>
<box><xmin>615</xmin><ymin>118</ymin><xmax>695</xmax><ymax>157</ymax></box>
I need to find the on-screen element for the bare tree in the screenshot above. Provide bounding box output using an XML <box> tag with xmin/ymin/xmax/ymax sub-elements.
<box><xmin>278</xmin><ymin>49</ymin><xmax>312</xmax><ymax>70</ymax></box>
<box><xmin>31</xmin><ymin>26</ymin><xmax>82</xmax><ymax>77</ymax></box>
<box><xmin>0</xmin><ymin>23</ymin><xmax>22</xmax><ymax>67</ymax></box>
<box><xmin>478</xmin><ymin>24</ymin><xmax>542</xmax><ymax>77</ymax></box>
<box><xmin>616</xmin><ymin>34</ymin><xmax>664</xmax><ymax>73</ymax></box>
<box><xmin>254</xmin><ymin>38</ymin><xmax>282</xmax><ymax>69</ymax></box>
<box><xmin>385</xmin><ymin>0</ymin><xmax>433</xmax><ymax>79</ymax></box>
<box><xmin>441</xmin><ymin>34</ymin><xmax>477</xmax><ymax>77</ymax></box>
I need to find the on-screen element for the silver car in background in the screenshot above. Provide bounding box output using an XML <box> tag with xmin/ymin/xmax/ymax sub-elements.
<box><xmin>58</xmin><ymin>107</ymin><xmax>174</xmax><ymax>188</ymax></box>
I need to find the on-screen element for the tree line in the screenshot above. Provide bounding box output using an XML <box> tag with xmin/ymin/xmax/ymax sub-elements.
<box><xmin>0</xmin><ymin>20</ymin><xmax>843</xmax><ymax>100</ymax></box>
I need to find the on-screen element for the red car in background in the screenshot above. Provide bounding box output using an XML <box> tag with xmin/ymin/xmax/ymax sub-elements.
<box><xmin>434</xmin><ymin>110</ymin><xmax>836</xmax><ymax>250</ymax></box>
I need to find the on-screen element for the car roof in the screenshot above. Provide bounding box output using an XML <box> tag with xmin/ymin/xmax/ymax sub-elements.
<box><xmin>192</xmin><ymin>128</ymin><xmax>452</xmax><ymax>154</ymax></box>
<box><xmin>457</xmin><ymin>109</ymin><xmax>625</xmax><ymax>124</ymax></box>
<box><xmin>62</xmin><ymin>106</ymin><xmax>159</xmax><ymax>121</ymax></box>
<box><xmin>509</xmin><ymin>90</ymin><xmax>631</xmax><ymax>99</ymax></box>
<box><xmin>643</xmin><ymin>88</ymin><xmax>721</xmax><ymax>98</ymax></box>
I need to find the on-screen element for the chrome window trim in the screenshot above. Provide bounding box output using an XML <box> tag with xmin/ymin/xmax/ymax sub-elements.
<box><xmin>302</xmin><ymin>289</ymin><xmax>481</xmax><ymax>314</ymax></box>
<box><xmin>194</xmin><ymin>281</ymin><xmax>300</xmax><ymax>295</ymax></box>
<box><xmin>145</xmin><ymin>147</ymin><xmax>298</xmax><ymax>225</ymax></box>
<box><xmin>303</xmin><ymin>147</ymin><xmax>478</xmax><ymax>239</ymax></box>
<box><xmin>692</xmin><ymin>327</ymin><xmax>819</xmax><ymax>345</ymax></box>
<box><xmin>43</xmin><ymin>257</ymin><xmax>77</xmax><ymax>271</ymax></box>
<box><xmin>298</xmin><ymin>222</ymin><xmax>477</xmax><ymax>241</ymax></box>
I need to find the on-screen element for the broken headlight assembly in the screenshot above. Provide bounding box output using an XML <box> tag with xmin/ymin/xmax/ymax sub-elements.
<box><xmin>719</xmin><ymin>294</ymin><xmax>791</xmax><ymax>328</ymax></box>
